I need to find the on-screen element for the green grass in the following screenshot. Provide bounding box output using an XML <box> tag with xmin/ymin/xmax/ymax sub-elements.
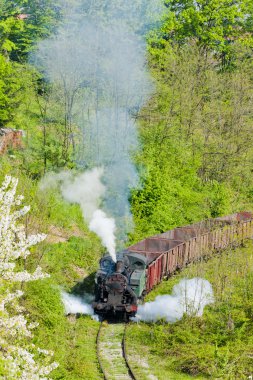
<box><xmin>25</xmin><ymin>279</ymin><xmax>101</xmax><ymax>380</ymax></box>
<box><xmin>23</xmin><ymin>233</ymin><xmax>103</xmax><ymax>379</ymax></box>
<box><xmin>22</xmin><ymin>201</ymin><xmax>103</xmax><ymax>379</ymax></box>
<box><xmin>126</xmin><ymin>241</ymin><xmax>253</xmax><ymax>380</ymax></box>
<box><xmin>0</xmin><ymin>158</ymin><xmax>106</xmax><ymax>379</ymax></box>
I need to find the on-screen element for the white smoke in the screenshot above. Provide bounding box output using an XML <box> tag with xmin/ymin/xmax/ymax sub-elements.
<box><xmin>134</xmin><ymin>278</ymin><xmax>214</xmax><ymax>323</ymax></box>
<box><xmin>61</xmin><ymin>291</ymin><xmax>94</xmax><ymax>315</ymax></box>
<box><xmin>89</xmin><ymin>210</ymin><xmax>116</xmax><ymax>262</ymax></box>
<box><xmin>61</xmin><ymin>168</ymin><xmax>117</xmax><ymax>261</ymax></box>
<box><xmin>34</xmin><ymin>0</ymin><xmax>166</xmax><ymax>247</ymax></box>
<box><xmin>40</xmin><ymin>168</ymin><xmax>117</xmax><ymax>261</ymax></box>
<box><xmin>60</xmin><ymin>167</ymin><xmax>105</xmax><ymax>220</ymax></box>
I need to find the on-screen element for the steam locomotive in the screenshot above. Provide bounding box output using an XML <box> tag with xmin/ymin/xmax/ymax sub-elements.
<box><xmin>92</xmin><ymin>251</ymin><xmax>147</xmax><ymax>320</ymax></box>
<box><xmin>92</xmin><ymin>212</ymin><xmax>253</xmax><ymax>320</ymax></box>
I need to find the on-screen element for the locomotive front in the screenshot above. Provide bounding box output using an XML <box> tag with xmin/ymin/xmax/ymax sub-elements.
<box><xmin>92</xmin><ymin>254</ymin><xmax>138</xmax><ymax>320</ymax></box>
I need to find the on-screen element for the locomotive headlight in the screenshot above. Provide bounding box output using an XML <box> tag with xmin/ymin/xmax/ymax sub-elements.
<box><xmin>126</xmin><ymin>305</ymin><xmax>138</xmax><ymax>312</ymax></box>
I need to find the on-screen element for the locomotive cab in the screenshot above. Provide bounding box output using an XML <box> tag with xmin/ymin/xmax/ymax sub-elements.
<box><xmin>123</xmin><ymin>252</ymin><xmax>147</xmax><ymax>298</ymax></box>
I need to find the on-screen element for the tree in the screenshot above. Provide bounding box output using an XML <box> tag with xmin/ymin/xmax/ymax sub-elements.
<box><xmin>0</xmin><ymin>55</ymin><xmax>25</xmax><ymax>126</ymax></box>
<box><xmin>0</xmin><ymin>0</ymin><xmax>61</xmax><ymax>62</ymax></box>
<box><xmin>158</xmin><ymin>0</ymin><xmax>253</xmax><ymax>66</ymax></box>
<box><xmin>0</xmin><ymin>1</ymin><xmax>31</xmax><ymax>60</ymax></box>
<box><xmin>0</xmin><ymin>175</ymin><xmax>58</xmax><ymax>379</ymax></box>
<box><xmin>131</xmin><ymin>38</ymin><xmax>253</xmax><ymax>240</ymax></box>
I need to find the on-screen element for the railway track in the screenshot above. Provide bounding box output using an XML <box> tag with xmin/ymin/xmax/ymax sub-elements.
<box><xmin>96</xmin><ymin>322</ymin><xmax>137</xmax><ymax>380</ymax></box>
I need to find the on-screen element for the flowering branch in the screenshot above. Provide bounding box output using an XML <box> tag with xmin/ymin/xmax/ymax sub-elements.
<box><xmin>0</xmin><ymin>175</ymin><xmax>58</xmax><ymax>379</ymax></box>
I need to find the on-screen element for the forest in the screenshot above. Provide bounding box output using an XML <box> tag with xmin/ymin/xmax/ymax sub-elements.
<box><xmin>0</xmin><ymin>0</ymin><xmax>253</xmax><ymax>379</ymax></box>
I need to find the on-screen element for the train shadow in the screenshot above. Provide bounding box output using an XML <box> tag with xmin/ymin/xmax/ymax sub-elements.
<box><xmin>70</xmin><ymin>272</ymin><xmax>96</xmax><ymax>296</ymax></box>
<box><xmin>102</xmin><ymin>316</ymin><xmax>129</xmax><ymax>324</ymax></box>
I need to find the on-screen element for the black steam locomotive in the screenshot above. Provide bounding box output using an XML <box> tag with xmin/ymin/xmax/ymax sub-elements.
<box><xmin>92</xmin><ymin>251</ymin><xmax>147</xmax><ymax>320</ymax></box>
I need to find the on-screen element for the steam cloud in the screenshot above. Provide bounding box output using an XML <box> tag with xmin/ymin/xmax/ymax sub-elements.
<box><xmin>61</xmin><ymin>291</ymin><xmax>94</xmax><ymax>316</ymax></box>
<box><xmin>134</xmin><ymin>278</ymin><xmax>214</xmax><ymax>323</ymax></box>
<box><xmin>41</xmin><ymin>168</ymin><xmax>117</xmax><ymax>261</ymax></box>
<box><xmin>89</xmin><ymin>209</ymin><xmax>116</xmax><ymax>261</ymax></box>
<box><xmin>34</xmin><ymin>0</ymin><xmax>165</xmax><ymax>250</ymax></box>
<box><xmin>61</xmin><ymin>168</ymin><xmax>116</xmax><ymax>261</ymax></box>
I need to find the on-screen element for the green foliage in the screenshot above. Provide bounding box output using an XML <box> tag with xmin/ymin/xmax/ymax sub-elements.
<box><xmin>158</xmin><ymin>0</ymin><xmax>253</xmax><ymax>65</ymax></box>
<box><xmin>0</xmin><ymin>15</ymin><xmax>23</xmax><ymax>55</ymax></box>
<box><xmin>0</xmin><ymin>0</ymin><xmax>61</xmax><ymax>61</ymax></box>
<box><xmin>130</xmin><ymin>38</ymin><xmax>253</xmax><ymax>242</ymax></box>
<box><xmin>0</xmin><ymin>55</ymin><xmax>25</xmax><ymax>125</ymax></box>
<box><xmin>24</xmin><ymin>279</ymin><xmax>101</xmax><ymax>379</ymax></box>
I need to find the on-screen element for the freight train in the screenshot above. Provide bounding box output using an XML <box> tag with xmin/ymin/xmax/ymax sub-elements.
<box><xmin>92</xmin><ymin>212</ymin><xmax>253</xmax><ymax>320</ymax></box>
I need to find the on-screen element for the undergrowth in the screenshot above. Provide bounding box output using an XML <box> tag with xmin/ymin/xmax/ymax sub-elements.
<box><xmin>127</xmin><ymin>241</ymin><xmax>253</xmax><ymax>380</ymax></box>
<box><xmin>0</xmin><ymin>164</ymin><xmax>103</xmax><ymax>379</ymax></box>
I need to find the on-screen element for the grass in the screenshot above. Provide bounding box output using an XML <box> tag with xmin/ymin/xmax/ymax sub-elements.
<box><xmin>23</xmin><ymin>233</ymin><xmax>103</xmax><ymax>379</ymax></box>
<box><xmin>126</xmin><ymin>241</ymin><xmax>253</xmax><ymax>380</ymax></box>
<box><xmin>9</xmin><ymin>176</ymin><xmax>103</xmax><ymax>379</ymax></box>
<box><xmin>22</xmin><ymin>206</ymin><xmax>103</xmax><ymax>379</ymax></box>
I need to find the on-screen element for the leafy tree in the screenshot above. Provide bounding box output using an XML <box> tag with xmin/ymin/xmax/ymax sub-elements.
<box><xmin>0</xmin><ymin>0</ymin><xmax>61</xmax><ymax>61</ymax></box>
<box><xmin>157</xmin><ymin>0</ymin><xmax>253</xmax><ymax>65</ymax></box>
<box><xmin>131</xmin><ymin>39</ymin><xmax>253</xmax><ymax>241</ymax></box>
<box><xmin>0</xmin><ymin>2</ymin><xmax>24</xmax><ymax>57</ymax></box>
<box><xmin>0</xmin><ymin>55</ymin><xmax>25</xmax><ymax>126</ymax></box>
<box><xmin>11</xmin><ymin>0</ymin><xmax>61</xmax><ymax>60</ymax></box>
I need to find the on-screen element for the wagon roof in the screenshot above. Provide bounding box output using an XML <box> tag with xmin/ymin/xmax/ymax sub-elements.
<box><xmin>126</xmin><ymin>238</ymin><xmax>184</xmax><ymax>264</ymax></box>
<box><xmin>124</xmin><ymin>212</ymin><xmax>252</xmax><ymax>266</ymax></box>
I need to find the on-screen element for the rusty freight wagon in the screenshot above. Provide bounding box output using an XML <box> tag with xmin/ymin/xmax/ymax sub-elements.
<box><xmin>93</xmin><ymin>212</ymin><xmax>253</xmax><ymax>320</ymax></box>
<box><xmin>0</xmin><ymin>128</ymin><xmax>22</xmax><ymax>154</ymax></box>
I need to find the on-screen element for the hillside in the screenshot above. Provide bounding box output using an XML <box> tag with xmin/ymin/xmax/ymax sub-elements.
<box><xmin>1</xmin><ymin>0</ymin><xmax>253</xmax><ymax>379</ymax></box>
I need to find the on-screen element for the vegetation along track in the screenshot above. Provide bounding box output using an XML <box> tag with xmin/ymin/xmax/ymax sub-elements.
<box><xmin>96</xmin><ymin>322</ymin><xmax>137</xmax><ymax>380</ymax></box>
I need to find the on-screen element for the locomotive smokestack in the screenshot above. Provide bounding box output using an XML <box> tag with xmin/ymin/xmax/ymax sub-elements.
<box><xmin>116</xmin><ymin>261</ymin><xmax>124</xmax><ymax>273</ymax></box>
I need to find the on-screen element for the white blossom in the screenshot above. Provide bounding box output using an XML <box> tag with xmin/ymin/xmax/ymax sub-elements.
<box><xmin>0</xmin><ymin>290</ymin><xmax>23</xmax><ymax>311</ymax></box>
<box><xmin>0</xmin><ymin>175</ymin><xmax>58</xmax><ymax>379</ymax></box>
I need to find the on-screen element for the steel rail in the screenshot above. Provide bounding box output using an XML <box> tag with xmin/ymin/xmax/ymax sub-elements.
<box><xmin>96</xmin><ymin>322</ymin><xmax>108</xmax><ymax>380</ymax></box>
<box><xmin>122</xmin><ymin>323</ymin><xmax>137</xmax><ymax>380</ymax></box>
<box><xmin>96</xmin><ymin>321</ymin><xmax>137</xmax><ymax>380</ymax></box>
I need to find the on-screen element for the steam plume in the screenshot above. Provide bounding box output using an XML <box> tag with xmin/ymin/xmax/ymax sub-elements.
<box><xmin>61</xmin><ymin>291</ymin><xmax>94</xmax><ymax>315</ymax></box>
<box><xmin>40</xmin><ymin>168</ymin><xmax>117</xmax><ymax>261</ymax></box>
<box><xmin>34</xmin><ymin>0</ymin><xmax>165</xmax><ymax>249</ymax></box>
<box><xmin>134</xmin><ymin>278</ymin><xmax>214</xmax><ymax>323</ymax></box>
<box><xmin>89</xmin><ymin>209</ymin><xmax>116</xmax><ymax>262</ymax></box>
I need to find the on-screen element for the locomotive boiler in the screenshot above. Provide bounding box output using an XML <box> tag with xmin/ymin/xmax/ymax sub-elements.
<box><xmin>92</xmin><ymin>212</ymin><xmax>253</xmax><ymax>320</ymax></box>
